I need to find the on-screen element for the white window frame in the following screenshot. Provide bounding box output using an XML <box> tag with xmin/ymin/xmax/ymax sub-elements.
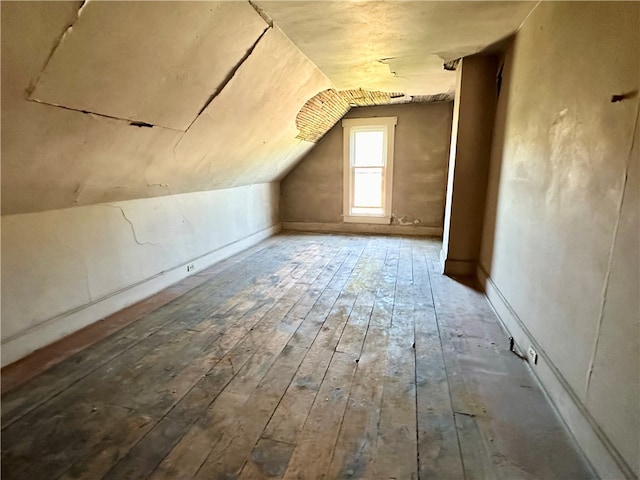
<box><xmin>342</xmin><ymin>116</ymin><xmax>397</xmax><ymax>224</ymax></box>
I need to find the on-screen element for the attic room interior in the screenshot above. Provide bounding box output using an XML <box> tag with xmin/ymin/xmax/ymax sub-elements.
<box><xmin>1</xmin><ymin>1</ymin><xmax>638</xmax><ymax>479</ymax></box>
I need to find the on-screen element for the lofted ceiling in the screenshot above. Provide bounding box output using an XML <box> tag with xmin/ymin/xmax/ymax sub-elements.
<box><xmin>1</xmin><ymin>1</ymin><xmax>537</xmax><ymax>215</ymax></box>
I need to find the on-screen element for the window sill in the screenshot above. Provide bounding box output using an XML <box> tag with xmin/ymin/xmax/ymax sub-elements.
<box><xmin>343</xmin><ymin>215</ymin><xmax>391</xmax><ymax>225</ymax></box>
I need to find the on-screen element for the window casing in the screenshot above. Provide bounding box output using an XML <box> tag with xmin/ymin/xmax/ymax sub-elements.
<box><xmin>342</xmin><ymin>117</ymin><xmax>397</xmax><ymax>224</ymax></box>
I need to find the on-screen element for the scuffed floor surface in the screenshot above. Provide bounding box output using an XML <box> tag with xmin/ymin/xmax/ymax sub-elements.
<box><xmin>1</xmin><ymin>233</ymin><xmax>595</xmax><ymax>479</ymax></box>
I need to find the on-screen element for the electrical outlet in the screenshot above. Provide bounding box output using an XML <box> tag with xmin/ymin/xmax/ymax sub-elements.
<box><xmin>186</xmin><ymin>264</ymin><xmax>195</xmax><ymax>272</ymax></box>
<box><xmin>528</xmin><ymin>346</ymin><xmax>538</xmax><ymax>365</ymax></box>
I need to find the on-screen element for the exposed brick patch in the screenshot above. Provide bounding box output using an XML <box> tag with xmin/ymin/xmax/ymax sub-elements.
<box><xmin>295</xmin><ymin>89</ymin><xmax>453</xmax><ymax>143</ymax></box>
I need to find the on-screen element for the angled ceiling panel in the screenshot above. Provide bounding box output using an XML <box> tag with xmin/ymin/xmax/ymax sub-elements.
<box><xmin>1</xmin><ymin>101</ymin><xmax>184</xmax><ymax>215</ymax></box>
<box><xmin>29</xmin><ymin>1</ymin><xmax>268</xmax><ymax>131</ymax></box>
<box><xmin>144</xmin><ymin>26</ymin><xmax>334</xmax><ymax>191</ymax></box>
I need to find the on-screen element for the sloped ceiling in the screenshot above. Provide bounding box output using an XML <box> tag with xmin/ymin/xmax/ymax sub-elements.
<box><xmin>0</xmin><ymin>1</ymin><xmax>537</xmax><ymax>215</ymax></box>
<box><xmin>29</xmin><ymin>2</ymin><xmax>268</xmax><ymax>131</ymax></box>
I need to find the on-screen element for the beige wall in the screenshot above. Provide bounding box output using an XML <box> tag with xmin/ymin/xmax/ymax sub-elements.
<box><xmin>441</xmin><ymin>55</ymin><xmax>497</xmax><ymax>275</ymax></box>
<box><xmin>1</xmin><ymin>184</ymin><xmax>280</xmax><ymax>366</ymax></box>
<box><xmin>1</xmin><ymin>1</ymin><xmax>328</xmax><ymax>366</ymax></box>
<box><xmin>479</xmin><ymin>2</ymin><xmax>639</xmax><ymax>478</ymax></box>
<box><xmin>281</xmin><ymin>103</ymin><xmax>453</xmax><ymax>234</ymax></box>
<box><xmin>1</xmin><ymin>1</ymin><xmax>327</xmax><ymax>215</ymax></box>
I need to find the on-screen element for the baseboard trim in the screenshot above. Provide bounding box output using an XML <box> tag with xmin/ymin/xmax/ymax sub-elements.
<box><xmin>477</xmin><ymin>264</ymin><xmax>635</xmax><ymax>480</ymax></box>
<box><xmin>282</xmin><ymin>221</ymin><xmax>442</xmax><ymax>237</ymax></box>
<box><xmin>443</xmin><ymin>258</ymin><xmax>476</xmax><ymax>277</ymax></box>
<box><xmin>1</xmin><ymin>223</ymin><xmax>281</xmax><ymax>367</ymax></box>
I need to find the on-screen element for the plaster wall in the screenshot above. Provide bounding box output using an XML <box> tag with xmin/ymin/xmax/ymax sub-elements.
<box><xmin>281</xmin><ymin>103</ymin><xmax>453</xmax><ymax>235</ymax></box>
<box><xmin>479</xmin><ymin>2</ymin><xmax>639</xmax><ymax>477</ymax></box>
<box><xmin>441</xmin><ymin>55</ymin><xmax>498</xmax><ymax>275</ymax></box>
<box><xmin>1</xmin><ymin>1</ymin><xmax>327</xmax><ymax>215</ymax></box>
<box><xmin>1</xmin><ymin>184</ymin><xmax>280</xmax><ymax>366</ymax></box>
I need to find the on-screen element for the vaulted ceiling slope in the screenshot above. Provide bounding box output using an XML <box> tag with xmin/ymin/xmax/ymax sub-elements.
<box><xmin>1</xmin><ymin>1</ymin><xmax>536</xmax><ymax>215</ymax></box>
<box><xmin>1</xmin><ymin>1</ymin><xmax>331</xmax><ymax>215</ymax></box>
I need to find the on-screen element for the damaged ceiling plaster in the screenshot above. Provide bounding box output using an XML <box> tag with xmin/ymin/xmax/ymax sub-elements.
<box><xmin>296</xmin><ymin>89</ymin><xmax>453</xmax><ymax>143</ymax></box>
<box><xmin>1</xmin><ymin>1</ymin><xmax>537</xmax><ymax>215</ymax></box>
<box><xmin>28</xmin><ymin>2</ymin><xmax>268</xmax><ymax>131</ymax></box>
<box><xmin>255</xmin><ymin>1</ymin><xmax>537</xmax><ymax>94</ymax></box>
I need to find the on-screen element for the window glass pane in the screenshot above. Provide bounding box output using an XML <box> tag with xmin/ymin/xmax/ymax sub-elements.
<box><xmin>353</xmin><ymin>168</ymin><xmax>383</xmax><ymax>208</ymax></box>
<box><xmin>354</xmin><ymin>130</ymin><xmax>384</xmax><ymax>166</ymax></box>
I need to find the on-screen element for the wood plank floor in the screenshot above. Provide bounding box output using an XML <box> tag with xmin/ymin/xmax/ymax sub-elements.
<box><xmin>1</xmin><ymin>233</ymin><xmax>595</xmax><ymax>480</ymax></box>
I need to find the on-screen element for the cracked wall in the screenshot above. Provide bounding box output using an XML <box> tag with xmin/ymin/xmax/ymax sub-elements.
<box><xmin>1</xmin><ymin>1</ymin><xmax>332</xmax><ymax>215</ymax></box>
<box><xmin>29</xmin><ymin>2</ymin><xmax>267</xmax><ymax>130</ymax></box>
<box><xmin>0</xmin><ymin>1</ymin><xmax>311</xmax><ymax>364</ymax></box>
<box><xmin>478</xmin><ymin>3</ymin><xmax>639</xmax><ymax>477</ymax></box>
<box><xmin>1</xmin><ymin>184</ymin><xmax>280</xmax><ymax>366</ymax></box>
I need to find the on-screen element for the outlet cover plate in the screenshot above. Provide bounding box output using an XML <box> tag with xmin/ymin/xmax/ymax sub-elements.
<box><xmin>527</xmin><ymin>346</ymin><xmax>538</xmax><ymax>365</ymax></box>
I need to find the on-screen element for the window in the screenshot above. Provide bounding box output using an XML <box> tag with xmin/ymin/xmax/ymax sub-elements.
<box><xmin>342</xmin><ymin>116</ymin><xmax>397</xmax><ymax>224</ymax></box>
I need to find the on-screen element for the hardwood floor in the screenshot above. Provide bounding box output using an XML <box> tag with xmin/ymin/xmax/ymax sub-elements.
<box><xmin>1</xmin><ymin>233</ymin><xmax>594</xmax><ymax>480</ymax></box>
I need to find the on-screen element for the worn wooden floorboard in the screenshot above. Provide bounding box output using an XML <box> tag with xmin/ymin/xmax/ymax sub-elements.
<box><xmin>0</xmin><ymin>235</ymin><xmax>284</xmax><ymax>396</ymax></box>
<box><xmin>322</xmin><ymin>238</ymin><xmax>398</xmax><ymax>480</ymax></box>
<box><xmin>1</xmin><ymin>233</ymin><xmax>596</xmax><ymax>480</ymax></box>
<box><xmin>371</xmin><ymin>238</ymin><xmax>418</xmax><ymax>480</ymax></box>
<box><xmin>148</xmin><ymin>237</ymin><xmax>362</xmax><ymax>480</ymax></box>
<box><xmin>411</xmin><ymin>240</ymin><xmax>465</xmax><ymax>479</ymax></box>
<box><xmin>0</xmin><ymin>236</ymin><xmax>306</xmax><ymax>426</ymax></box>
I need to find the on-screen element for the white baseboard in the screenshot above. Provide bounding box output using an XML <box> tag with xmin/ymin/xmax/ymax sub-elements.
<box><xmin>477</xmin><ymin>264</ymin><xmax>635</xmax><ymax>480</ymax></box>
<box><xmin>282</xmin><ymin>221</ymin><xmax>442</xmax><ymax>237</ymax></box>
<box><xmin>1</xmin><ymin>224</ymin><xmax>281</xmax><ymax>367</ymax></box>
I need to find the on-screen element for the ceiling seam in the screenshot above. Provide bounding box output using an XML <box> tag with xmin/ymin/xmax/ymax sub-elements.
<box><xmin>185</xmin><ymin>25</ymin><xmax>271</xmax><ymax>132</ymax></box>
<box><xmin>25</xmin><ymin>98</ymin><xmax>184</xmax><ymax>132</ymax></box>
<box><xmin>26</xmin><ymin>0</ymin><xmax>89</xmax><ymax>100</ymax></box>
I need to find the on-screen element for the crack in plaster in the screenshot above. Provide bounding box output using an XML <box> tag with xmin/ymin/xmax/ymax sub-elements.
<box><xmin>248</xmin><ymin>0</ymin><xmax>273</xmax><ymax>28</ymax></box>
<box><xmin>52</xmin><ymin>233</ymin><xmax>94</xmax><ymax>301</ymax></box>
<box><xmin>393</xmin><ymin>214</ymin><xmax>422</xmax><ymax>226</ymax></box>
<box><xmin>82</xmin><ymin>258</ymin><xmax>94</xmax><ymax>302</ymax></box>
<box><xmin>443</xmin><ymin>58</ymin><xmax>461</xmax><ymax>71</ymax></box>
<box><xmin>25</xmin><ymin>1</ymin><xmax>183</xmax><ymax>133</ymax></box>
<box><xmin>173</xmin><ymin>23</ymin><xmax>273</xmax><ymax>159</ymax></box>
<box><xmin>143</xmin><ymin>176</ymin><xmax>196</xmax><ymax>234</ymax></box>
<box><xmin>28</xmin><ymin>1</ymin><xmax>272</xmax><ymax>134</ymax></box>
<box><xmin>515</xmin><ymin>0</ymin><xmax>542</xmax><ymax>34</ymax></box>
<box><xmin>377</xmin><ymin>58</ymin><xmax>409</xmax><ymax>80</ymax></box>
<box><xmin>26</xmin><ymin>0</ymin><xmax>89</xmax><ymax>98</ymax></box>
<box><xmin>102</xmin><ymin>204</ymin><xmax>160</xmax><ymax>247</ymax></box>
<box><xmin>27</xmin><ymin>98</ymin><xmax>183</xmax><ymax>132</ymax></box>
<box><xmin>73</xmin><ymin>182</ymin><xmax>86</xmax><ymax>204</ymax></box>
<box><xmin>143</xmin><ymin>174</ymin><xmax>171</xmax><ymax>192</ymax></box>
<box><xmin>188</xmin><ymin>25</ymin><xmax>271</xmax><ymax>129</ymax></box>
<box><xmin>585</xmin><ymin>99</ymin><xmax>640</xmax><ymax>398</ymax></box>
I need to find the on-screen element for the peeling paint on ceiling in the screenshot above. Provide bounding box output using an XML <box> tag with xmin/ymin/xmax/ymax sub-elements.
<box><xmin>255</xmin><ymin>1</ymin><xmax>537</xmax><ymax>94</ymax></box>
<box><xmin>295</xmin><ymin>88</ymin><xmax>451</xmax><ymax>143</ymax></box>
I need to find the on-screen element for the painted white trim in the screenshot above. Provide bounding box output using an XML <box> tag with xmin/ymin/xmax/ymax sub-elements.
<box><xmin>343</xmin><ymin>215</ymin><xmax>391</xmax><ymax>225</ymax></box>
<box><xmin>341</xmin><ymin>117</ymin><xmax>398</xmax><ymax>128</ymax></box>
<box><xmin>477</xmin><ymin>264</ymin><xmax>634</xmax><ymax>480</ymax></box>
<box><xmin>1</xmin><ymin>224</ymin><xmax>281</xmax><ymax>367</ymax></box>
<box><xmin>282</xmin><ymin>221</ymin><xmax>442</xmax><ymax>237</ymax></box>
<box><xmin>439</xmin><ymin>248</ymin><xmax>448</xmax><ymax>274</ymax></box>
<box><xmin>342</xmin><ymin>117</ymin><xmax>397</xmax><ymax>223</ymax></box>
